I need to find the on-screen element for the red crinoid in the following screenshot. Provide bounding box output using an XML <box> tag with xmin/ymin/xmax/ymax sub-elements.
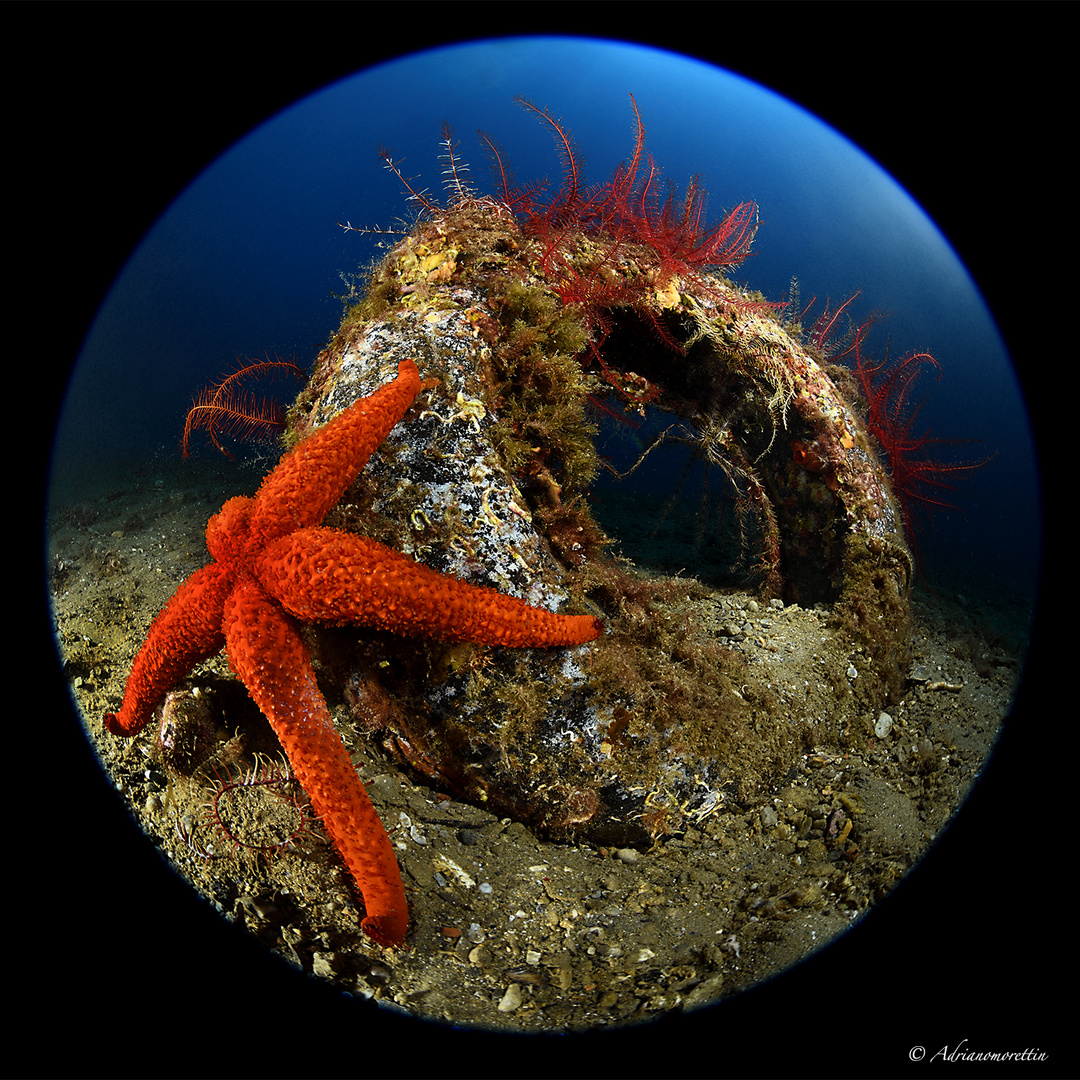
<box><xmin>476</xmin><ymin>95</ymin><xmax>767</xmax><ymax>401</ymax></box>
<box><xmin>483</xmin><ymin>96</ymin><xmax>759</xmax><ymax>280</ymax></box>
<box><xmin>204</xmin><ymin>755</ymin><xmax>315</xmax><ymax>858</ymax></box>
<box><xmin>841</xmin><ymin>315</ymin><xmax>990</xmax><ymax>544</ymax></box>
<box><xmin>182</xmin><ymin>355</ymin><xmax>304</xmax><ymax>459</ymax></box>
<box><xmin>481</xmin><ymin>96</ymin><xmax>759</xmax><ymax>310</ymax></box>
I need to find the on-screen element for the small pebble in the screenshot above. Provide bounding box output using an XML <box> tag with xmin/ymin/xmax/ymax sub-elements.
<box><xmin>312</xmin><ymin>952</ymin><xmax>340</xmax><ymax>978</ymax></box>
<box><xmin>615</xmin><ymin>848</ymin><xmax>640</xmax><ymax>864</ymax></box>
<box><xmin>497</xmin><ymin>983</ymin><xmax>522</xmax><ymax>1012</ymax></box>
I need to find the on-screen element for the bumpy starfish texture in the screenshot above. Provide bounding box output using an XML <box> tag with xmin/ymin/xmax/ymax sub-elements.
<box><xmin>104</xmin><ymin>359</ymin><xmax>603</xmax><ymax>946</ymax></box>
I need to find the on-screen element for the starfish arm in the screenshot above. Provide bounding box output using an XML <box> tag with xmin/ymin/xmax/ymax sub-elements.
<box><xmin>256</xmin><ymin>527</ymin><xmax>605</xmax><ymax>648</ymax></box>
<box><xmin>222</xmin><ymin>578</ymin><xmax>408</xmax><ymax>947</ymax></box>
<box><xmin>104</xmin><ymin>562</ymin><xmax>234</xmax><ymax>736</ymax></box>
<box><xmin>249</xmin><ymin>359</ymin><xmax>423</xmax><ymax>544</ymax></box>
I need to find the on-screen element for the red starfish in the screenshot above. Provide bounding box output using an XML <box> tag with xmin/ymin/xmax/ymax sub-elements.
<box><xmin>104</xmin><ymin>359</ymin><xmax>603</xmax><ymax>946</ymax></box>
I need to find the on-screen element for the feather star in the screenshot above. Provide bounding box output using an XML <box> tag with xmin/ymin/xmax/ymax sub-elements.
<box><xmin>104</xmin><ymin>358</ymin><xmax>603</xmax><ymax>946</ymax></box>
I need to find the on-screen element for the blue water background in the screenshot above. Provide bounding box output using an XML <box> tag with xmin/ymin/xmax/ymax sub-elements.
<box><xmin>51</xmin><ymin>36</ymin><xmax>1039</xmax><ymax>607</ymax></box>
